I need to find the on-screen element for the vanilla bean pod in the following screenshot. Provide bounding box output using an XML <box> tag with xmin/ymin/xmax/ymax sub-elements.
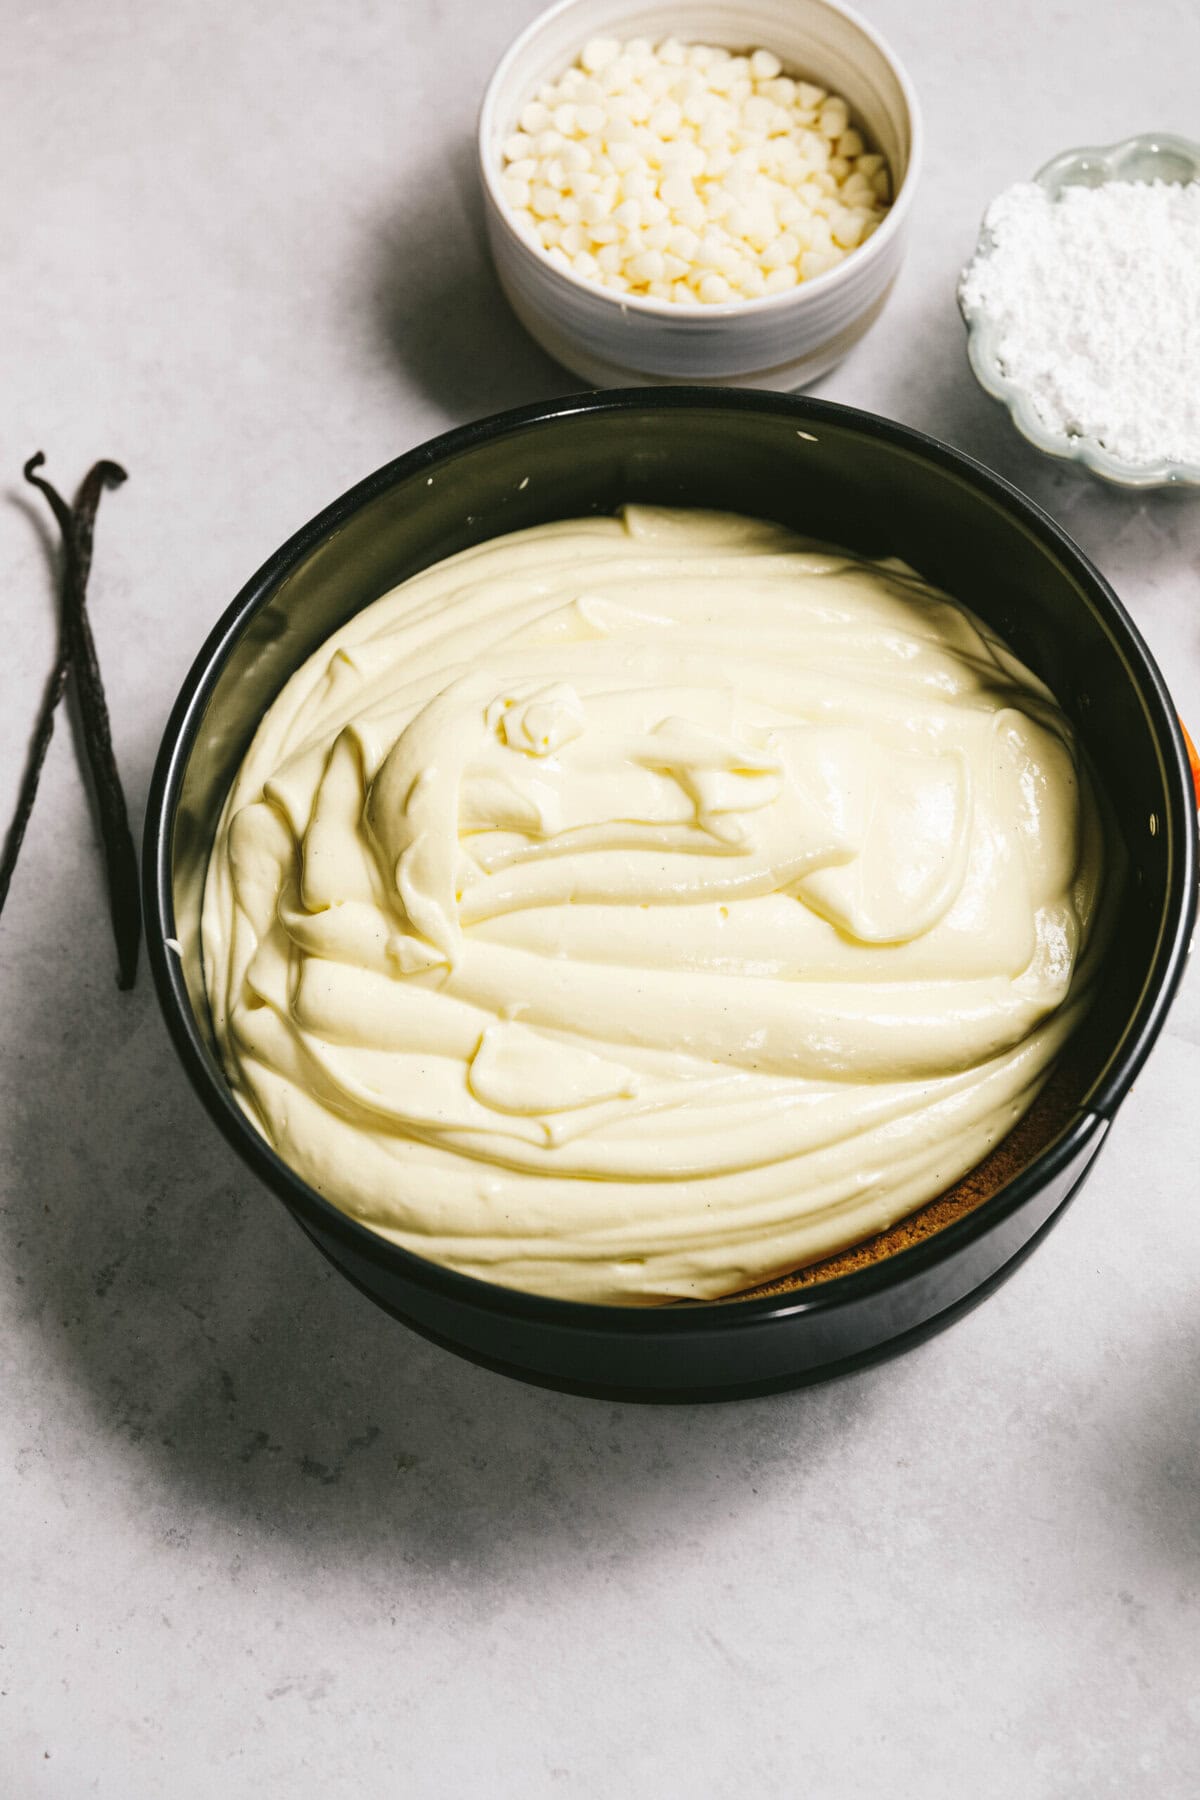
<box><xmin>0</xmin><ymin>635</ymin><xmax>70</xmax><ymax>913</ymax></box>
<box><xmin>0</xmin><ymin>463</ymin><xmax>122</xmax><ymax>915</ymax></box>
<box><xmin>7</xmin><ymin>454</ymin><xmax>140</xmax><ymax>988</ymax></box>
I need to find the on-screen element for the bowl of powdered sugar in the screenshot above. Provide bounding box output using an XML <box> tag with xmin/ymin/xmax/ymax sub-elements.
<box><xmin>958</xmin><ymin>132</ymin><xmax>1200</xmax><ymax>488</ymax></box>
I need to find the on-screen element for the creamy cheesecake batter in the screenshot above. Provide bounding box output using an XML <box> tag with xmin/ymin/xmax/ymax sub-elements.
<box><xmin>202</xmin><ymin>506</ymin><xmax>1108</xmax><ymax>1304</ymax></box>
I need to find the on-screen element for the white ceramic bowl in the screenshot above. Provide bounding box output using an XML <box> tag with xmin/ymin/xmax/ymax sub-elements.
<box><xmin>477</xmin><ymin>0</ymin><xmax>922</xmax><ymax>389</ymax></box>
<box><xmin>959</xmin><ymin>133</ymin><xmax>1200</xmax><ymax>489</ymax></box>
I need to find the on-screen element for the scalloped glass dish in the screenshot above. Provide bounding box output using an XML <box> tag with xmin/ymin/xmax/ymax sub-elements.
<box><xmin>959</xmin><ymin>132</ymin><xmax>1200</xmax><ymax>490</ymax></box>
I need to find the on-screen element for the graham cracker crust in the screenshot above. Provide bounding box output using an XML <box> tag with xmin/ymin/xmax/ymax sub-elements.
<box><xmin>727</xmin><ymin>1060</ymin><xmax>1083</xmax><ymax>1301</ymax></box>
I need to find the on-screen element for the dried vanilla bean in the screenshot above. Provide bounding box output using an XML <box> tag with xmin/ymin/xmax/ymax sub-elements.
<box><xmin>0</xmin><ymin>461</ymin><xmax>121</xmax><ymax>915</ymax></box>
<box><xmin>1</xmin><ymin>454</ymin><xmax>139</xmax><ymax>988</ymax></box>
<box><xmin>0</xmin><ymin>640</ymin><xmax>69</xmax><ymax>914</ymax></box>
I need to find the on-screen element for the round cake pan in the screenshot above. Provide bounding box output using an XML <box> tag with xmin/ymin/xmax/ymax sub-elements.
<box><xmin>144</xmin><ymin>391</ymin><xmax>1197</xmax><ymax>1402</ymax></box>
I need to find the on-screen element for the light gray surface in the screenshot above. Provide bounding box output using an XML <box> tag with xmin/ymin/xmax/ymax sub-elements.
<box><xmin>1</xmin><ymin>1</ymin><xmax>1198</xmax><ymax>1794</ymax></box>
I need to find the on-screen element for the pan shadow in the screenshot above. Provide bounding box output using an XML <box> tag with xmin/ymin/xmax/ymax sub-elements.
<box><xmin>3</xmin><ymin>798</ymin><xmax>897</xmax><ymax>1580</ymax></box>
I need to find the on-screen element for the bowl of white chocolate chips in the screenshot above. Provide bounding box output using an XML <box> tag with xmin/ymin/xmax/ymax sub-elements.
<box><xmin>144</xmin><ymin>390</ymin><xmax>1198</xmax><ymax>1399</ymax></box>
<box><xmin>477</xmin><ymin>0</ymin><xmax>921</xmax><ymax>388</ymax></box>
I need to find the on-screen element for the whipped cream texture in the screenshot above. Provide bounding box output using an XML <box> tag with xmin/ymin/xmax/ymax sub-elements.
<box><xmin>202</xmin><ymin>507</ymin><xmax>1107</xmax><ymax>1303</ymax></box>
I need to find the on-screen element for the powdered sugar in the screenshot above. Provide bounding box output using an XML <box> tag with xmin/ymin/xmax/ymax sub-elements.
<box><xmin>960</xmin><ymin>179</ymin><xmax>1200</xmax><ymax>469</ymax></box>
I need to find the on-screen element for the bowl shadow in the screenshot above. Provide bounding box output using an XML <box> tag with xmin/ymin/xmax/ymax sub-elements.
<box><xmin>364</xmin><ymin>139</ymin><xmax>574</xmax><ymax>420</ymax></box>
<box><xmin>898</xmin><ymin>300</ymin><xmax>1200</xmax><ymax>531</ymax></box>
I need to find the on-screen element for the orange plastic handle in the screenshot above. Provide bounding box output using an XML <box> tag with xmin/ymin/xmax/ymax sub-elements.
<box><xmin>1183</xmin><ymin>719</ymin><xmax>1200</xmax><ymax>808</ymax></box>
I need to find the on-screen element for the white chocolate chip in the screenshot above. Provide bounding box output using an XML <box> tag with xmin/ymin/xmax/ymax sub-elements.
<box><xmin>499</xmin><ymin>36</ymin><xmax>891</xmax><ymax>303</ymax></box>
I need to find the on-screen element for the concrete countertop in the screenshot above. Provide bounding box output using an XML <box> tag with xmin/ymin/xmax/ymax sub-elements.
<box><xmin>2</xmin><ymin>1</ymin><xmax>1197</xmax><ymax>1793</ymax></box>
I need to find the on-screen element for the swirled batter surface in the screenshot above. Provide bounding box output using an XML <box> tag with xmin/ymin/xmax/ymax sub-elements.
<box><xmin>202</xmin><ymin>507</ymin><xmax>1107</xmax><ymax>1303</ymax></box>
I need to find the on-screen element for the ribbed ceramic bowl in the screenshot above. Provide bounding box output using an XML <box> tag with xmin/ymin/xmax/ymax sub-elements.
<box><xmin>478</xmin><ymin>0</ymin><xmax>922</xmax><ymax>389</ymax></box>
<box><xmin>960</xmin><ymin>132</ymin><xmax>1200</xmax><ymax>489</ymax></box>
<box><xmin>144</xmin><ymin>391</ymin><xmax>1197</xmax><ymax>1401</ymax></box>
